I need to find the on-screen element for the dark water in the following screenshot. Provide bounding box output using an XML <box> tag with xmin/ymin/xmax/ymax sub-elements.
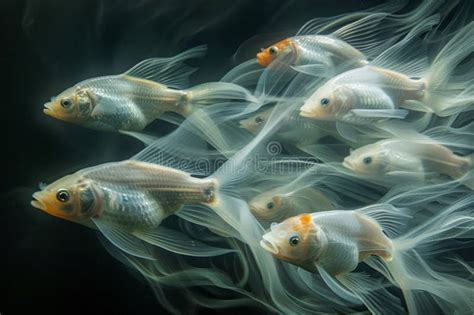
<box><xmin>3</xmin><ymin>0</ymin><xmax>431</xmax><ymax>314</ymax></box>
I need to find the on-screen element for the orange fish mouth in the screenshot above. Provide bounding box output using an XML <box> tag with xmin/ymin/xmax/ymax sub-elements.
<box><xmin>256</xmin><ymin>52</ymin><xmax>270</xmax><ymax>67</ymax></box>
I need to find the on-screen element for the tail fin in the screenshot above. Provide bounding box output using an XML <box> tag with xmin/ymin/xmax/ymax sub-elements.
<box><xmin>124</xmin><ymin>45</ymin><xmax>207</xmax><ymax>89</ymax></box>
<box><xmin>185</xmin><ymin>82</ymin><xmax>259</xmax><ymax>112</ymax></box>
<box><xmin>424</xmin><ymin>22</ymin><xmax>474</xmax><ymax>116</ymax></box>
<box><xmin>368</xmin><ymin>194</ymin><xmax>474</xmax><ymax>314</ymax></box>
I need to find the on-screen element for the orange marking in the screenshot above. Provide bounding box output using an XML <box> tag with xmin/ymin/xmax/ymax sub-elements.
<box><xmin>300</xmin><ymin>213</ymin><xmax>312</xmax><ymax>225</ymax></box>
<box><xmin>257</xmin><ymin>38</ymin><xmax>292</xmax><ymax>67</ymax></box>
<box><xmin>292</xmin><ymin>214</ymin><xmax>312</xmax><ymax>232</ymax></box>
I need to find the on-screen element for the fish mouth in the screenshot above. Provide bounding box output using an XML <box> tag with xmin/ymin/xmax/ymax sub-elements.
<box><xmin>342</xmin><ymin>158</ymin><xmax>354</xmax><ymax>170</ymax></box>
<box><xmin>299</xmin><ymin>109</ymin><xmax>315</xmax><ymax>118</ymax></box>
<box><xmin>43</xmin><ymin>103</ymin><xmax>53</xmax><ymax>116</ymax></box>
<box><xmin>299</xmin><ymin>104</ymin><xmax>315</xmax><ymax>118</ymax></box>
<box><xmin>256</xmin><ymin>53</ymin><xmax>269</xmax><ymax>67</ymax></box>
<box><xmin>260</xmin><ymin>235</ymin><xmax>279</xmax><ymax>255</ymax></box>
<box><xmin>31</xmin><ymin>192</ymin><xmax>46</xmax><ymax>210</ymax></box>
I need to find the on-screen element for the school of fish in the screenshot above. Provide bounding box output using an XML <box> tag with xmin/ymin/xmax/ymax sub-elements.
<box><xmin>32</xmin><ymin>1</ymin><xmax>474</xmax><ymax>314</ymax></box>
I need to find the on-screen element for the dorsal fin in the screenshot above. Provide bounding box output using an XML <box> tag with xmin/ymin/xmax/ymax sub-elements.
<box><xmin>296</xmin><ymin>0</ymin><xmax>407</xmax><ymax>36</ymax></box>
<box><xmin>370</xmin><ymin>15</ymin><xmax>439</xmax><ymax>76</ymax></box>
<box><xmin>131</xmin><ymin>118</ymin><xmax>223</xmax><ymax>177</ymax></box>
<box><xmin>123</xmin><ymin>45</ymin><xmax>207</xmax><ymax>89</ymax></box>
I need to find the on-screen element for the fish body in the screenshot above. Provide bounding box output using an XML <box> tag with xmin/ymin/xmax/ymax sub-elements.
<box><xmin>45</xmin><ymin>75</ymin><xmax>189</xmax><ymax>132</ymax></box>
<box><xmin>240</xmin><ymin>107</ymin><xmax>340</xmax><ymax>145</ymax></box>
<box><xmin>343</xmin><ymin>138</ymin><xmax>472</xmax><ymax>183</ymax></box>
<box><xmin>257</xmin><ymin>35</ymin><xmax>368</xmax><ymax>70</ymax></box>
<box><xmin>301</xmin><ymin>22</ymin><xmax>474</xmax><ymax>120</ymax></box>
<box><xmin>43</xmin><ymin>45</ymin><xmax>257</xmax><ymax>139</ymax></box>
<box><xmin>300</xmin><ymin>66</ymin><xmax>423</xmax><ymax>123</ymax></box>
<box><xmin>31</xmin><ymin>160</ymin><xmax>217</xmax><ymax>231</ymax></box>
<box><xmin>260</xmin><ymin>211</ymin><xmax>393</xmax><ymax>275</ymax></box>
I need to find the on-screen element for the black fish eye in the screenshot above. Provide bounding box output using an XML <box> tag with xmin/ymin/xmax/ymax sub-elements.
<box><xmin>61</xmin><ymin>98</ymin><xmax>72</xmax><ymax>108</ymax></box>
<box><xmin>363</xmin><ymin>156</ymin><xmax>372</xmax><ymax>165</ymax></box>
<box><xmin>289</xmin><ymin>235</ymin><xmax>300</xmax><ymax>246</ymax></box>
<box><xmin>266</xmin><ymin>202</ymin><xmax>274</xmax><ymax>209</ymax></box>
<box><xmin>255</xmin><ymin>116</ymin><xmax>264</xmax><ymax>125</ymax></box>
<box><xmin>56</xmin><ymin>189</ymin><xmax>70</xmax><ymax>202</ymax></box>
<box><xmin>320</xmin><ymin>98</ymin><xmax>330</xmax><ymax>107</ymax></box>
<box><xmin>269</xmin><ymin>46</ymin><xmax>278</xmax><ymax>55</ymax></box>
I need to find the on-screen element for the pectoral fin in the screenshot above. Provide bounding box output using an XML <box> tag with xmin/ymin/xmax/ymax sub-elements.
<box><xmin>119</xmin><ymin>130</ymin><xmax>158</xmax><ymax>146</ymax></box>
<box><xmin>92</xmin><ymin>218</ymin><xmax>155</xmax><ymax>260</ymax></box>
<box><xmin>349</xmin><ymin>109</ymin><xmax>408</xmax><ymax>119</ymax></box>
<box><xmin>133</xmin><ymin>226</ymin><xmax>235</xmax><ymax>257</ymax></box>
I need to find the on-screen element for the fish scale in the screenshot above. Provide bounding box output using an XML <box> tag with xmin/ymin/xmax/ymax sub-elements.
<box><xmin>293</xmin><ymin>35</ymin><xmax>368</xmax><ymax>68</ymax></box>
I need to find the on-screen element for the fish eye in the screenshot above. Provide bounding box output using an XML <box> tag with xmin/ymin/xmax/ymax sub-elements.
<box><xmin>320</xmin><ymin>98</ymin><xmax>330</xmax><ymax>107</ymax></box>
<box><xmin>56</xmin><ymin>189</ymin><xmax>70</xmax><ymax>202</ymax></box>
<box><xmin>269</xmin><ymin>46</ymin><xmax>278</xmax><ymax>55</ymax></box>
<box><xmin>255</xmin><ymin>116</ymin><xmax>264</xmax><ymax>125</ymax></box>
<box><xmin>289</xmin><ymin>235</ymin><xmax>300</xmax><ymax>246</ymax></box>
<box><xmin>60</xmin><ymin>98</ymin><xmax>73</xmax><ymax>108</ymax></box>
<box><xmin>363</xmin><ymin>156</ymin><xmax>372</xmax><ymax>165</ymax></box>
<box><xmin>266</xmin><ymin>202</ymin><xmax>274</xmax><ymax>209</ymax></box>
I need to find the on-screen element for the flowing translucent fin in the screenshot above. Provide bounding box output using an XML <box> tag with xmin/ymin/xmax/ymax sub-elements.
<box><xmin>368</xmin><ymin>194</ymin><xmax>474</xmax><ymax>314</ymax></box>
<box><xmin>177</xmin><ymin>204</ymin><xmax>240</xmax><ymax>238</ymax></box>
<box><xmin>350</xmin><ymin>109</ymin><xmax>409</xmax><ymax>119</ymax></box>
<box><xmin>220</xmin><ymin>59</ymin><xmax>263</xmax><ymax>87</ymax></box>
<box><xmin>124</xmin><ymin>45</ymin><xmax>207</xmax><ymax>89</ymax></box>
<box><xmin>337</xmin><ymin>272</ymin><xmax>406</xmax><ymax>315</ymax></box>
<box><xmin>316</xmin><ymin>265</ymin><xmax>363</xmax><ymax>306</ymax></box>
<box><xmin>133</xmin><ymin>226</ymin><xmax>235</xmax><ymax>257</ymax></box>
<box><xmin>424</xmin><ymin>22</ymin><xmax>474</xmax><ymax>116</ymax></box>
<box><xmin>331</xmin><ymin>0</ymin><xmax>443</xmax><ymax>59</ymax></box>
<box><xmin>357</xmin><ymin>204</ymin><xmax>412</xmax><ymax>239</ymax></box>
<box><xmin>131</xmin><ymin>119</ymin><xmax>223</xmax><ymax>176</ymax></box>
<box><xmin>92</xmin><ymin>218</ymin><xmax>156</xmax><ymax>260</ymax></box>
<box><xmin>186</xmin><ymin>82</ymin><xmax>259</xmax><ymax>109</ymax></box>
<box><xmin>296</xmin><ymin>0</ymin><xmax>408</xmax><ymax>36</ymax></box>
<box><xmin>119</xmin><ymin>130</ymin><xmax>158</xmax><ymax>145</ymax></box>
<box><xmin>370</xmin><ymin>14</ymin><xmax>440</xmax><ymax>76</ymax></box>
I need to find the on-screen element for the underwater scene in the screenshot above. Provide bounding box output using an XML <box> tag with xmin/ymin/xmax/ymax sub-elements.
<box><xmin>5</xmin><ymin>0</ymin><xmax>474</xmax><ymax>314</ymax></box>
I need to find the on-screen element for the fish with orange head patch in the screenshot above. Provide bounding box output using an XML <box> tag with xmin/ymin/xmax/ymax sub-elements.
<box><xmin>261</xmin><ymin>210</ymin><xmax>394</xmax><ymax>275</ymax></box>
<box><xmin>256</xmin><ymin>35</ymin><xmax>368</xmax><ymax>72</ymax></box>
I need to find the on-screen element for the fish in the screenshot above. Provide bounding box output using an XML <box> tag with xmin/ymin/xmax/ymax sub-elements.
<box><xmin>260</xmin><ymin>195</ymin><xmax>474</xmax><ymax>314</ymax></box>
<box><xmin>300</xmin><ymin>20</ymin><xmax>474</xmax><ymax>122</ymax></box>
<box><xmin>256</xmin><ymin>0</ymin><xmax>446</xmax><ymax>70</ymax></box>
<box><xmin>249</xmin><ymin>187</ymin><xmax>335</xmax><ymax>222</ymax></box>
<box><xmin>43</xmin><ymin>45</ymin><xmax>257</xmax><ymax>142</ymax></box>
<box><xmin>30</xmin><ymin>159</ymin><xmax>234</xmax><ymax>259</ymax></box>
<box><xmin>342</xmin><ymin>138</ymin><xmax>474</xmax><ymax>188</ymax></box>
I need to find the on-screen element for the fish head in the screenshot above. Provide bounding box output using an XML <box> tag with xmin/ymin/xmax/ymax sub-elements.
<box><xmin>260</xmin><ymin>214</ymin><xmax>324</xmax><ymax>268</ymax></box>
<box><xmin>257</xmin><ymin>39</ymin><xmax>293</xmax><ymax>67</ymax></box>
<box><xmin>249</xmin><ymin>191</ymin><xmax>286</xmax><ymax>221</ymax></box>
<box><xmin>44</xmin><ymin>84</ymin><xmax>96</xmax><ymax>125</ymax></box>
<box><xmin>343</xmin><ymin>142</ymin><xmax>391</xmax><ymax>176</ymax></box>
<box><xmin>239</xmin><ymin>109</ymin><xmax>272</xmax><ymax>134</ymax></box>
<box><xmin>300</xmin><ymin>83</ymin><xmax>350</xmax><ymax>120</ymax></box>
<box><xmin>31</xmin><ymin>174</ymin><xmax>101</xmax><ymax>223</ymax></box>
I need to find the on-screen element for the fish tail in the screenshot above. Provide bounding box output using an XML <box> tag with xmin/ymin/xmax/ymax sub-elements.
<box><xmin>185</xmin><ymin>82</ymin><xmax>260</xmax><ymax>111</ymax></box>
<box><xmin>424</xmin><ymin>22</ymin><xmax>474</xmax><ymax>116</ymax></box>
<box><xmin>367</xmin><ymin>194</ymin><xmax>474</xmax><ymax>314</ymax></box>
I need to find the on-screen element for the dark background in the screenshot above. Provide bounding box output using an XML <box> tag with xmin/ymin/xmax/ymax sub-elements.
<box><xmin>2</xmin><ymin>0</ymin><xmax>415</xmax><ymax>314</ymax></box>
